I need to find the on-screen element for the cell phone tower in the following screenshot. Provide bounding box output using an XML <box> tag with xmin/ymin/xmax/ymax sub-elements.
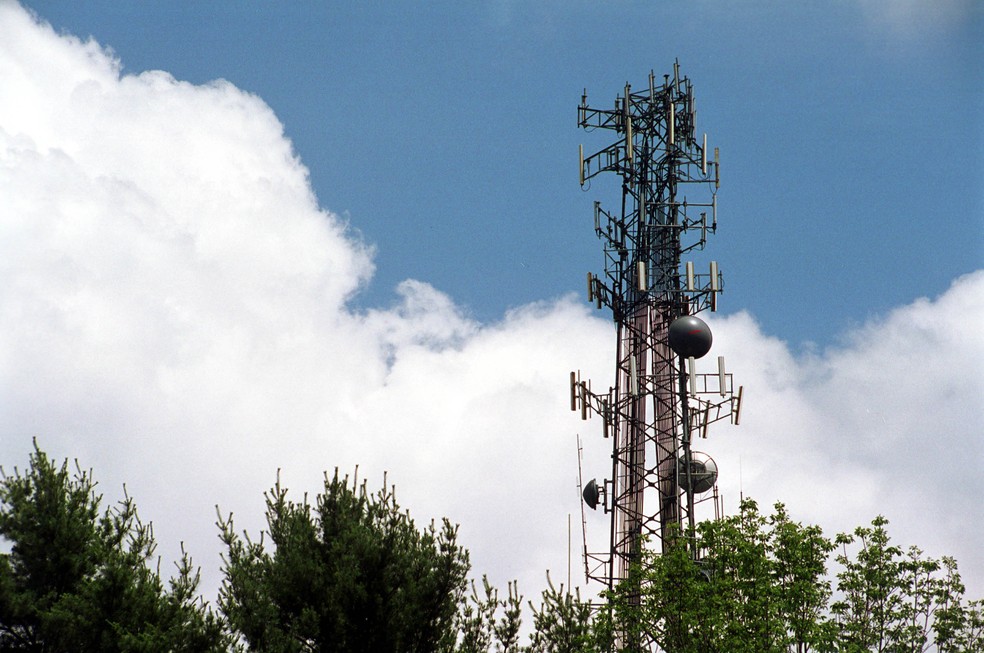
<box><xmin>572</xmin><ymin>62</ymin><xmax>743</xmax><ymax>642</ymax></box>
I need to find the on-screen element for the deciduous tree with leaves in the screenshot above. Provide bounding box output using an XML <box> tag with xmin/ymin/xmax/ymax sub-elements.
<box><xmin>832</xmin><ymin>517</ymin><xmax>983</xmax><ymax>653</ymax></box>
<box><xmin>603</xmin><ymin>501</ymin><xmax>981</xmax><ymax>653</ymax></box>
<box><xmin>619</xmin><ymin>499</ymin><xmax>835</xmax><ymax>653</ymax></box>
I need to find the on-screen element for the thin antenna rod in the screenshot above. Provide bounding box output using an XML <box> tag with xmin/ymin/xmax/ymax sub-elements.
<box><xmin>739</xmin><ymin>456</ymin><xmax>744</xmax><ymax>502</ymax></box>
<box><xmin>568</xmin><ymin>513</ymin><xmax>572</xmax><ymax>589</ymax></box>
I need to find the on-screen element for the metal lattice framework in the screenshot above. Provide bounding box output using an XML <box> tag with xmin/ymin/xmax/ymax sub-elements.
<box><xmin>572</xmin><ymin>64</ymin><xmax>743</xmax><ymax>607</ymax></box>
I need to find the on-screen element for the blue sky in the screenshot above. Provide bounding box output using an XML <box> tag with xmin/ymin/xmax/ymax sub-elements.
<box><xmin>3</xmin><ymin>0</ymin><xmax>982</xmax><ymax>615</ymax></box>
<box><xmin>27</xmin><ymin>0</ymin><xmax>982</xmax><ymax>346</ymax></box>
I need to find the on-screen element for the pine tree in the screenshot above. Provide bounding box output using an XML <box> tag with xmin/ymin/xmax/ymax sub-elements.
<box><xmin>0</xmin><ymin>442</ymin><xmax>226</xmax><ymax>652</ymax></box>
<box><xmin>217</xmin><ymin>469</ymin><xmax>470</xmax><ymax>652</ymax></box>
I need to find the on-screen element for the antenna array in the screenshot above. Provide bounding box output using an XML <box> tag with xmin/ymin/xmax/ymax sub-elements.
<box><xmin>572</xmin><ymin>63</ymin><xmax>743</xmax><ymax>617</ymax></box>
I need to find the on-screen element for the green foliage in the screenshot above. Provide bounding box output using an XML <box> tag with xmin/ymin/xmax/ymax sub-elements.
<box><xmin>455</xmin><ymin>576</ymin><xmax>499</xmax><ymax>653</ymax></box>
<box><xmin>831</xmin><ymin>516</ymin><xmax>904</xmax><ymax>651</ymax></box>
<box><xmin>526</xmin><ymin>573</ymin><xmax>598</xmax><ymax>653</ymax></box>
<box><xmin>954</xmin><ymin>599</ymin><xmax>983</xmax><ymax>652</ymax></box>
<box><xmin>6</xmin><ymin>443</ymin><xmax>980</xmax><ymax>653</ymax></box>
<box><xmin>217</xmin><ymin>467</ymin><xmax>608</xmax><ymax>653</ymax></box>
<box><xmin>831</xmin><ymin>518</ymin><xmax>983</xmax><ymax>653</ymax></box>
<box><xmin>218</xmin><ymin>469</ymin><xmax>471</xmax><ymax>652</ymax></box>
<box><xmin>0</xmin><ymin>441</ymin><xmax>226</xmax><ymax>652</ymax></box>
<box><xmin>454</xmin><ymin>576</ymin><xmax>524</xmax><ymax>653</ymax></box>
<box><xmin>601</xmin><ymin>502</ymin><xmax>981</xmax><ymax>653</ymax></box>
<box><xmin>620</xmin><ymin>499</ymin><xmax>836</xmax><ymax>653</ymax></box>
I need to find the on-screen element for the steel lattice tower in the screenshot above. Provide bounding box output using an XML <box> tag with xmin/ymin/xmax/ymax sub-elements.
<box><xmin>572</xmin><ymin>63</ymin><xmax>743</xmax><ymax>635</ymax></box>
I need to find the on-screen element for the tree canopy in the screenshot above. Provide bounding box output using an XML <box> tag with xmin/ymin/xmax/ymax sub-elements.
<box><xmin>0</xmin><ymin>441</ymin><xmax>226</xmax><ymax>652</ymax></box>
<box><xmin>218</xmin><ymin>470</ymin><xmax>470</xmax><ymax>652</ymax></box>
<box><xmin>602</xmin><ymin>499</ymin><xmax>983</xmax><ymax>653</ymax></box>
<box><xmin>1</xmin><ymin>444</ymin><xmax>980</xmax><ymax>652</ymax></box>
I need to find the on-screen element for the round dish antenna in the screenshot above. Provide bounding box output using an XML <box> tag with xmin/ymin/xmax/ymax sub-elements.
<box><xmin>678</xmin><ymin>451</ymin><xmax>718</xmax><ymax>494</ymax></box>
<box><xmin>582</xmin><ymin>478</ymin><xmax>601</xmax><ymax>510</ymax></box>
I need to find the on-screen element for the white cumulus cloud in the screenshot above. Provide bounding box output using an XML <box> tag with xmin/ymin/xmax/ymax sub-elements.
<box><xmin>704</xmin><ymin>274</ymin><xmax>984</xmax><ymax>595</ymax></box>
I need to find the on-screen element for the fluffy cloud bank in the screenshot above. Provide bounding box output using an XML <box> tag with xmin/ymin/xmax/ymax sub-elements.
<box><xmin>705</xmin><ymin>275</ymin><xmax>984</xmax><ymax>592</ymax></box>
<box><xmin>1</xmin><ymin>1</ymin><xmax>981</xmax><ymax>609</ymax></box>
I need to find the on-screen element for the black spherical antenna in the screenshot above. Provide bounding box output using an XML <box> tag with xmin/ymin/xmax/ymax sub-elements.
<box><xmin>668</xmin><ymin>315</ymin><xmax>713</xmax><ymax>359</ymax></box>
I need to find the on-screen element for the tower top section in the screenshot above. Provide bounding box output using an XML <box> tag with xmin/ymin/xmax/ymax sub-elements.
<box><xmin>579</xmin><ymin>62</ymin><xmax>723</xmax><ymax>323</ymax></box>
<box><xmin>579</xmin><ymin>61</ymin><xmax>718</xmax><ymax>193</ymax></box>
